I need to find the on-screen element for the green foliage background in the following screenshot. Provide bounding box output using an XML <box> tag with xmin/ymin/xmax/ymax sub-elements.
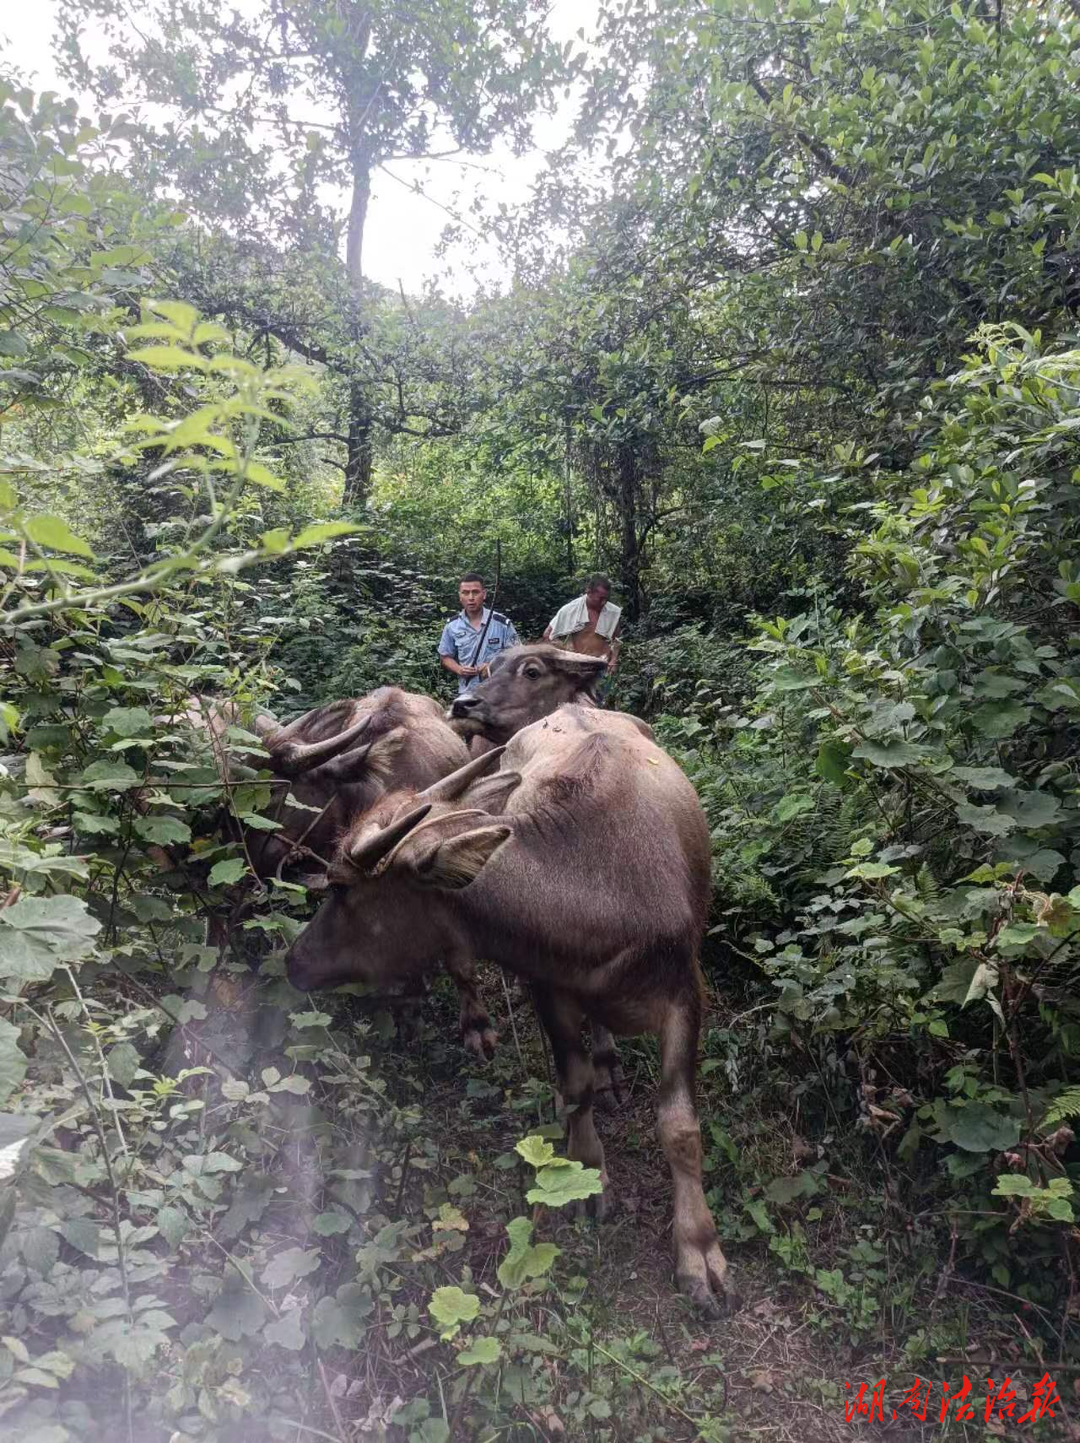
<box><xmin>4</xmin><ymin>0</ymin><xmax>1080</xmax><ymax>1436</ymax></box>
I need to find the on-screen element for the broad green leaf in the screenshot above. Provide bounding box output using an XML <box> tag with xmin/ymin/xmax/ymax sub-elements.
<box><xmin>80</xmin><ymin>759</ymin><xmax>141</xmax><ymax>791</ymax></box>
<box><xmin>126</xmin><ymin>345</ymin><xmax>207</xmax><ymax>372</ymax></box>
<box><xmin>293</xmin><ymin>522</ymin><xmax>359</xmax><ymax>548</ymax></box>
<box><xmin>955</xmin><ymin>802</ymin><xmax>1015</xmax><ymax>837</ymax></box>
<box><xmin>244</xmin><ymin>461</ymin><xmax>285</xmax><ymax>492</ymax></box>
<box><xmin>23</xmin><ymin>514</ymin><xmax>94</xmax><ymax>559</ymax></box>
<box><xmin>311</xmin><ymin>1284</ymin><xmax>372</xmax><ymax>1349</ymax></box>
<box><xmin>815</xmin><ymin>739</ymin><xmax>852</xmax><ymax>785</ymax></box>
<box><xmin>261</xmin><ymin>1246</ymin><xmax>321</xmax><ymax>1290</ymax></box>
<box><xmin>852</xmin><ymin>738</ymin><xmax>927</xmax><ymax>767</ymax></box>
<box><xmin>0</xmin><ymin>894</ymin><xmax>101</xmax><ymax>981</ymax></box>
<box><xmin>515</xmin><ymin>1135</ymin><xmax>555</xmax><ymax>1168</ymax></box>
<box><xmin>458</xmin><ymin>1335</ymin><xmax>502</xmax><ymax>1366</ymax></box>
<box><xmin>207</xmin><ymin>1271</ymin><xmax>267</xmax><ymax>1340</ymax></box>
<box><xmin>951</xmin><ymin>766</ymin><xmax>1015</xmax><ymax>790</ymax></box>
<box><xmin>103</xmin><ymin>706</ymin><xmax>154</xmax><ymax>737</ymax></box>
<box><xmin>526</xmin><ymin>1160</ymin><xmax>604</xmax><ymax>1208</ymax></box>
<box><xmin>209</xmin><ymin>858</ymin><xmax>246</xmax><ymax>886</ymax></box>
<box><xmin>428</xmin><ymin>1285</ymin><xmax>479</xmax><ymax>1340</ymax></box>
<box><xmin>497</xmin><ymin>1216</ymin><xmax>560</xmax><ymax>1289</ymax></box>
<box><xmin>997</xmin><ymin>789</ymin><xmax>1062</xmax><ymax>829</ymax></box>
<box><xmin>971</xmin><ymin>702</ymin><xmax>1031</xmax><ymax>740</ymax></box>
<box><xmin>0</xmin><ymin>1017</ymin><xmax>29</xmax><ymax>1105</ymax></box>
<box><xmin>265</xmin><ymin>1307</ymin><xmax>306</xmax><ymax>1351</ymax></box>
<box><xmin>133</xmin><ymin>815</ymin><xmax>192</xmax><ymax>846</ymax></box>
<box><xmin>845</xmin><ymin>861</ymin><xmax>899</xmax><ymax>879</ymax></box>
<box><xmin>938</xmin><ymin>1103</ymin><xmax>1021</xmax><ymax>1153</ymax></box>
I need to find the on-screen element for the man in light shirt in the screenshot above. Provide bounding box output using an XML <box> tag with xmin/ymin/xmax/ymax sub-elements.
<box><xmin>544</xmin><ymin>574</ymin><xmax>622</xmax><ymax>686</ymax></box>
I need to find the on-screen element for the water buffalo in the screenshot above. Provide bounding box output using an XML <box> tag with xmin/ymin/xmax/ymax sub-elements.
<box><xmin>447</xmin><ymin>643</ymin><xmax>610</xmax><ymax>744</ymax></box>
<box><xmin>285</xmin><ymin>705</ymin><xmax>734</xmax><ymax>1315</ymax></box>
<box><xmin>173</xmin><ymin>690</ymin><xmax>503</xmax><ymax>1058</ymax></box>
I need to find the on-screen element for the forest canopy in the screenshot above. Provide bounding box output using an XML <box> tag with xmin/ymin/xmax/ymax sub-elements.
<box><xmin>3</xmin><ymin>0</ymin><xmax>1080</xmax><ymax>1438</ymax></box>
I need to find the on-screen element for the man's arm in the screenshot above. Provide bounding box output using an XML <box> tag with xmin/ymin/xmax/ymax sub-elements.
<box><xmin>606</xmin><ymin>619</ymin><xmax>623</xmax><ymax>673</ymax></box>
<box><xmin>439</xmin><ymin>626</ymin><xmax>480</xmax><ymax>681</ymax></box>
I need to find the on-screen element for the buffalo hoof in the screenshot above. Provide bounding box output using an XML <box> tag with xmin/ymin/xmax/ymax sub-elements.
<box><xmin>462</xmin><ymin>1023</ymin><xmax>499</xmax><ymax>1061</ymax></box>
<box><xmin>573</xmin><ymin>1187</ymin><xmax>611</xmax><ymax>1224</ymax></box>
<box><xmin>676</xmin><ymin>1243</ymin><xmax>741</xmax><ymax>1319</ymax></box>
<box><xmin>592</xmin><ymin>1061</ymin><xmax>626</xmax><ymax>1111</ymax></box>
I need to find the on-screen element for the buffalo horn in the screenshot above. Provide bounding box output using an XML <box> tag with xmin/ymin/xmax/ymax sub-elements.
<box><xmin>349</xmin><ymin>803</ymin><xmax>432</xmax><ymax>872</ymax></box>
<box><xmin>268</xmin><ymin>714</ymin><xmax>373</xmax><ymax>776</ymax></box>
<box><xmin>416</xmin><ymin>745</ymin><xmax>507</xmax><ymax>803</ymax></box>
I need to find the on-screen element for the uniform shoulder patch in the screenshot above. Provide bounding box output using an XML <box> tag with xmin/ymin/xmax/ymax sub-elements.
<box><xmin>492</xmin><ymin>611</ymin><xmax>510</xmax><ymax>624</ymax></box>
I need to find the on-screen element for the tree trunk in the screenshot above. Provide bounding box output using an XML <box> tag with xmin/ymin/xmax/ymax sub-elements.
<box><xmin>345</xmin><ymin>162</ymin><xmax>370</xmax><ymax>286</ymax></box>
<box><xmin>342</xmin><ymin>377</ymin><xmax>372</xmax><ymax>507</ymax></box>
<box><xmin>617</xmin><ymin>447</ymin><xmax>641</xmax><ymax>621</ymax></box>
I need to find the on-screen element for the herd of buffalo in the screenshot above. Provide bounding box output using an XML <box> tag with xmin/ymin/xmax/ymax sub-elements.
<box><xmin>190</xmin><ymin>643</ymin><xmax>735</xmax><ymax>1316</ymax></box>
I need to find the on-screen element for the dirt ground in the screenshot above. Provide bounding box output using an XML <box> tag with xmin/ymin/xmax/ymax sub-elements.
<box><xmin>337</xmin><ymin>968</ymin><xmax>1078</xmax><ymax>1443</ymax></box>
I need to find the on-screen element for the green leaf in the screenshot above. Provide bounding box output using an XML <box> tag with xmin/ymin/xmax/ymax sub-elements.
<box><xmin>244</xmin><ymin>461</ymin><xmax>285</xmax><ymax>492</ymax></box>
<box><xmin>312</xmin><ymin>1210</ymin><xmax>352</xmax><ymax>1236</ymax></box>
<box><xmin>458</xmin><ymin>1335</ymin><xmax>501</xmax><ymax>1366</ymax></box>
<box><xmin>106</xmin><ymin>1041</ymin><xmax>141</xmax><ymax>1087</ymax></box>
<box><xmin>993</xmin><ymin>1174</ymin><xmax>1035</xmax><ymax>1197</ymax></box>
<box><xmin>951</xmin><ymin>766</ymin><xmax>1015</xmax><ymax>790</ymax></box>
<box><xmin>126</xmin><ymin>345</ymin><xmax>207</xmax><ymax>372</ymax></box>
<box><xmin>971</xmin><ymin>702</ymin><xmax>1031</xmax><ymax>740</ymax></box>
<box><xmin>0</xmin><ymin>331</ymin><xmax>30</xmax><ymax>357</ymax></box>
<box><xmin>955</xmin><ymin>802</ymin><xmax>1015</xmax><ymax>836</ymax></box>
<box><xmin>428</xmin><ymin>1285</ymin><xmax>480</xmax><ymax>1339</ymax></box>
<box><xmin>311</xmin><ymin>1284</ymin><xmax>371</xmax><ymax>1349</ymax></box>
<box><xmin>0</xmin><ymin>1017</ymin><xmax>29</xmax><ymax>1105</ymax></box>
<box><xmin>265</xmin><ymin>1307</ymin><xmax>306</xmax><ymax>1351</ymax></box>
<box><xmin>515</xmin><ymin>1135</ymin><xmax>555</xmax><ymax>1168</ymax></box>
<box><xmin>292</xmin><ymin>522</ymin><xmax>359</xmax><ymax>548</ymax></box>
<box><xmin>997</xmin><ymin>789</ymin><xmax>1062</xmax><ymax>829</ymax></box>
<box><xmin>80</xmin><ymin>759</ymin><xmax>141</xmax><ymax>791</ymax></box>
<box><xmin>23</xmin><ymin>514</ymin><xmax>94</xmax><ymax>559</ymax></box>
<box><xmin>845</xmin><ymin>861</ymin><xmax>899</xmax><ymax>879</ymax></box>
<box><xmin>261</xmin><ymin>1246</ymin><xmax>321</xmax><ymax>1290</ymax></box>
<box><xmin>497</xmin><ymin>1216</ymin><xmax>560</xmax><ymax>1289</ymax></box>
<box><xmin>103</xmin><ymin>706</ymin><xmax>154</xmax><ymax>737</ymax></box>
<box><xmin>851</xmin><ymin>738</ymin><xmax>926</xmax><ymax>767</ymax></box>
<box><xmin>770</xmin><ymin>666</ymin><xmax>818</xmax><ymax>692</ymax></box>
<box><xmin>938</xmin><ymin>1102</ymin><xmax>1021</xmax><ymax>1153</ymax></box>
<box><xmin>815</xmin><ymin>739</ymin><xmax>853</xmax><ymax>785</ymax></box>
<box><xmin>0</xmin><ymin>894</ymin><xmax>101</xmax><ymax>981</ymax></box>
<box><xmin>207</xmin><ymin>1270</ymin><xmax>267</xmax><ymax>1340</ymax></box>
<box><xmin>209</xmin><ymin>858</ymin><xmax>246</xmax><ymax>886</ymax></box>
<box><xmin>133</xmin><ymin>815</ymin><xmax>192</xmax><ymax>846</ymax></box>
<box><xmin>527</xmin><ymin>1160</ymin><xmax>604</xmax><ymax>1208</ymax></box>
<box><xmin>157</xmin><ymin>1205</ymin><xmax>191</xmax><ymax>1250</ymax></box>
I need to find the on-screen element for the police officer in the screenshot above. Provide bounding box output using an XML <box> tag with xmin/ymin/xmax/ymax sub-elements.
<box><xmin>438</xmin><ymin>572</ymin><xmax>521</xmax><ymax>694</ymax></box>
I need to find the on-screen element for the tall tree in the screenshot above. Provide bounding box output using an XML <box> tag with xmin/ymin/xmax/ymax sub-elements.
<box><xmin>57</xmin><ymin>0</ymin><xmax>569</xmax><ymax>502</ymax></box>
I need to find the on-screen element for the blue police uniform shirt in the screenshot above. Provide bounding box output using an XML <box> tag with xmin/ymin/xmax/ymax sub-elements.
<box><xmin>438</xmin><ymin>608</ymin><xmax>520</xmax><ymax>693</ymax></box>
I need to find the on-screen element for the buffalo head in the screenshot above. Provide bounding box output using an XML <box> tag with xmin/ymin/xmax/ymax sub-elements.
<box><xmin>447</xmin><ymin>643</ymin><xmax>606</xmax><ymax>744</ymax></box>
<box><xmin>285</xmin><ymin>748</ymin><xmax>511</xmax><ymax>992</ymax></box>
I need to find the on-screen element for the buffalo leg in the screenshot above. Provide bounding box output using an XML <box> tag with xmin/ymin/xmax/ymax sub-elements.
<box><xmin>531</xmin><ymin>986</ymin><xmax>609</xmax><ymax>1218</ymax></box>
<box><xmin>656</xmin><ymin>984</ymin><xmax>734</xmax><ymax>1317</ymax></box>
<box><xmin>591</xmin><ymin>1023</ymin><xmax>625</xmax><ymax>1109</ymax></box>
<box><xmin>443</xmin><ymin>953</ymin><xmax>498</xmax><ymax>1060</ymax></box>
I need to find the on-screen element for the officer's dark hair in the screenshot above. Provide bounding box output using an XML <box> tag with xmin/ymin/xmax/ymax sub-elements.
<box><xmin>585</xmin><ymin>573</ymin><xmax>612</xmax><ymax>592</ymax></box>
<box><xmin>460</xmin><ymin>571</ymin><xmax>485</xmax><ymax>587</ymax></box>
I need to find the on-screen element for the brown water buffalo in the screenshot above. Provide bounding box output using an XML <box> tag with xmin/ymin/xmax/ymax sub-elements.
<box><xmin>174</xmin><ymin>690</ymin><xmax>503</xmax><ymax>1058</ymax></box>
<box><xmin>285</xmin><ymin>705</ymin><xmax>734</xmax><ymax>1316</ymax></box>
<box><xmin>447</xmin><ymin>643</ymin><xmax>609</xmax><ymax>744</ymax></box>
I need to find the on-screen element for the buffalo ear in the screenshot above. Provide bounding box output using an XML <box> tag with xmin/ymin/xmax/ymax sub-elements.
<box><xmin>365</xmin><ymin>725</ymin><xmax>408</xmax><ymax>779</ymax></box>
<box><xmin>412</xmin><ymin>824</ymin><xmax>511</xmax><ymax>891</ymax></box>
<box><xmin>461</xmin><ymin>771</ymin><xmax>522</xmax><ymax>814</ymax></box>
<box><xmin>552</xmin><ymin>653</ymin><xmax>607</xmax><ymax>685</ymax></box>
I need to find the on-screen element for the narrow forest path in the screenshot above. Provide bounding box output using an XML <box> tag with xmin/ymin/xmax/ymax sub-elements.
<box><xmin>272</xmin><ymin>966</ymin><xmax>1072</xmax><ymax>1443</ymax></box>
